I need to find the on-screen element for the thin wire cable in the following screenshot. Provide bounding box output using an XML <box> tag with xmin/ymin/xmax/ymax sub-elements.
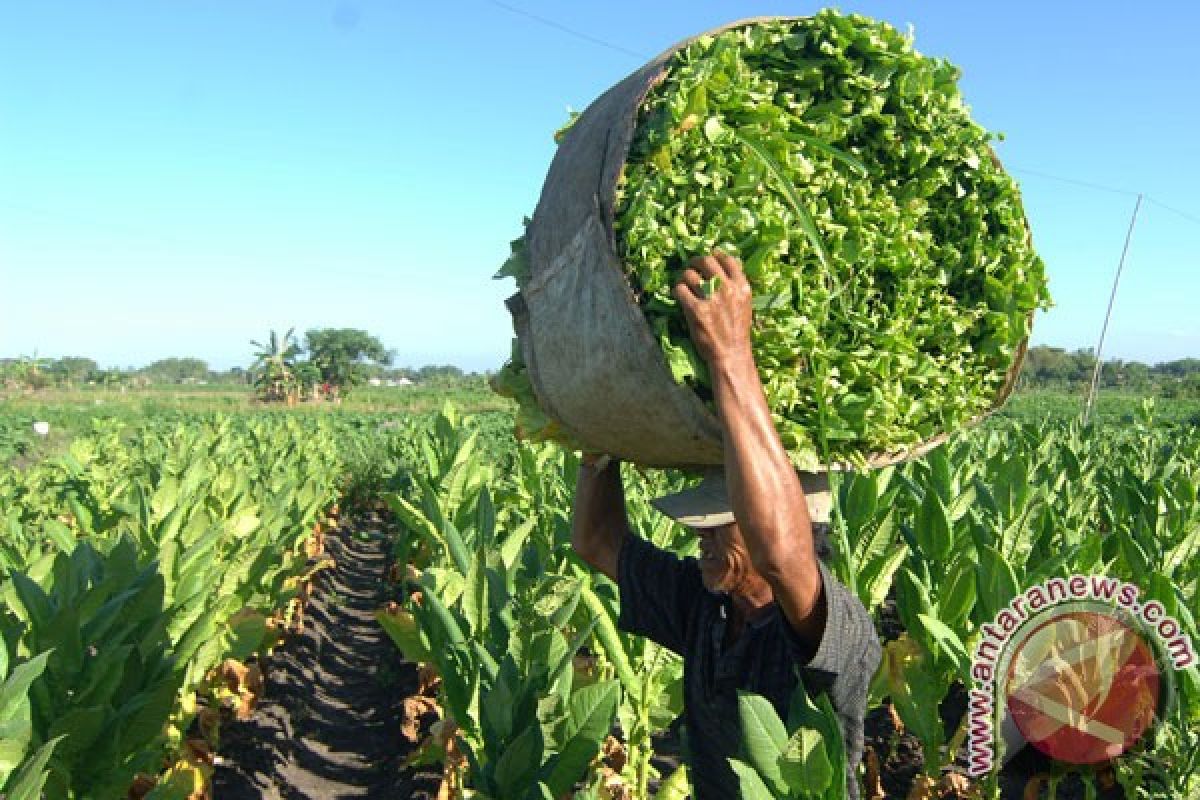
<box><xmin>1008</xmin><ymin>165</ymin><xmax>1141</xmax><ymax>198</ymax></box>
<box><xmin>483</xmin><ymin>0</ymin><xmax>649</xmax><ymax>60</ymax></box>
<box><xmin>1145</xmin><ymin>196</ymin><xmax>1200</xmax><ymax>228</ymax></box>
<box><xmin>487</xmin><ymin>2</ymin><xmax>1200</xmax><ymax>232</ymax></box>
<box><xmin>1085</xmin><ymin>193</ymin><xmax>1143</xmax><ymax>423</ymax></box>
<box><xmin>1010</xmin><ymin>166</ymin><xmax>1200</xmax><ymax>228</ymax></box>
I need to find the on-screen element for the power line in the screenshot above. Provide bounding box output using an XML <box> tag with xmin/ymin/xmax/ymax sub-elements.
<box><xmin>482</xmin><ymin>1</ymin><xmax>1200</xmax><ymax>233</ymax></box>
<box><xmin>1009</xmin><ymin>166</ymin><xmax>1200</xmax><ymax>231</ymax></box>
<box><xmin>1008</xmin><ymin>165</ymin><xmax>1140</xmax><ymax>198</ymax></box>
<box><xmin>482</xmin><ymin>0</ymin><xmax>649</xmax><ymax>61</ymax></box>
<box><xmin>1145</xmin><ymin>196</ymin><xmax>1200</xmax><ymax>228</ymax></box>
<box><xmin>486</xmin><ymin>1</ymin><xmax>1200</xmax><ymax>231</ymax></box>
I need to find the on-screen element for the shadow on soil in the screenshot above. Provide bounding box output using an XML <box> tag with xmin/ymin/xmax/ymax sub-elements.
<box><xmin>214</xmin><ymin>514</ymin><xmax>440</xmax><ymax>800</ymax></box>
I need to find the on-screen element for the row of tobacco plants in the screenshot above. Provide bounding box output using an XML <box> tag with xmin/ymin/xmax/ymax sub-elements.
<box><xmin>0</xmin><ymin>412</ymin><xmax>408</xmax><ymax>799</ymax></box>
<box><xmin>381</xmin><ymin>402</ymin><xmax>1200</xmax><ymax>800</ymax></box>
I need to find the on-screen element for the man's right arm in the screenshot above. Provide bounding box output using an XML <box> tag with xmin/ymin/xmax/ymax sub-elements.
<box><xmin>573</xmin><ymin>456</ymin><xmax>700</xmax><ymax>655</ymax></box>
<box><xmin>570</xmin><ymin>456</ymin><xmax>631</xmax><ymax>582</ymax></box>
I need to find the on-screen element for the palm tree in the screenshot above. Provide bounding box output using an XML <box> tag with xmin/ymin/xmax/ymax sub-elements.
<box><xmin>250</xmin><ymin>328</ymin><xmax>302</xmax><ymax>403</ymax></box>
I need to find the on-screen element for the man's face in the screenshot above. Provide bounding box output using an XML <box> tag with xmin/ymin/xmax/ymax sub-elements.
<box><xmin>695</xmin><ymin>521</ymin><xmax>753</xmax><ymax>594</ymax></box>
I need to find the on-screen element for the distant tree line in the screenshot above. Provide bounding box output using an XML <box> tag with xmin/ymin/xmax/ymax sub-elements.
<box><xmin>1</xmin><ymin>328</ymin><xmax>490</xmax><ymax>395</ymax></box>
<box><xmin>1019</xmin><ymin>346</ymin><xmax>1200</xmax><ymax>398</ymax></box>
<box><xmin>0</xmin><ymin>355</ymin><xmax>251</xmax><ymax>389</ymax></box>
<box><xmin>8</xmin><ymin>343</ymin><xmax>1195</xmax><ymax>398</ymax></box>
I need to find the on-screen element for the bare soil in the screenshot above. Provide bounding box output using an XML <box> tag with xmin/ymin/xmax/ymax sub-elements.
<box><xmin>213</xmin><ymin>515</ymin><xmax>440</xmax><ymax>799</ymax></box>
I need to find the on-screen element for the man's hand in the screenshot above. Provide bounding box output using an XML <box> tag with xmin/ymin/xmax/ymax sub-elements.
<box><xmin>674</xmin><ymin>250</ymin><xmax>827</xmax><ymax>648</ymax></box>
<box><xmin>672</xmin><ymin>252</ymin><xmax>754</xmax><ymax>368</ymax></box>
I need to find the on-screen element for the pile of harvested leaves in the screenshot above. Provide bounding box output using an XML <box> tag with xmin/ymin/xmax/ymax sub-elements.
<box><xmin>496</xmin><ymin>10</ymin><xmax>1050</xmax><ymax>469</ymax></box>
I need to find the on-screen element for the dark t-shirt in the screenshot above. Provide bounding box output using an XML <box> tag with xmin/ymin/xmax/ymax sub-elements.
<box><xmin>616</xmin><ymin>529</ymin><xmax>880</xmax><ymax>800</ymax></box>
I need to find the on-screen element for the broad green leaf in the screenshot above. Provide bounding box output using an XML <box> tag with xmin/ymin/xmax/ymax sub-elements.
<box><xmin>737</xmin><ymin>691</ymin><xmax>789</xmax><ymax>795</ymax></box>
<box><xmin>917</xmin><ymin>613</ymin><xmax>972</xmax><ymax>684</ymax></box>
<box><xmin>655</xmin><ymin>764</ymin><xmax>690</xmax><ymax>800</ymax></box>
<box><xmin>579</xmin><ymin>584</ymin><xmax>639</xmax><ymax>703</ymax></box>
<box><xmin>462</xmin><ymin>548</ymin><xmax>489</xmax><ymax>638</ymax></box>
<box><xmin>493</xmin><ymin>724</ymin><xmax>543</xmax><ymax>799</ymax></box>
<box><xmin>728</xmin><ymin>758</ymin><xmax>777</xmax><ymax>800</ymax></box>
<box><xmin>4</xmin><ymin>736</ymin><xmax>62</xmax><ymax>800</ymax></box>
<box><xmin>779</xmin><ymin>725</ymin><xmax>832</xmax><ymax>795</ymax></box>
<box><xmin>542</xmin><ymin>681</ymin><xmax>618</xmax><ymax>796</ymax></box>
<box><xmin>0</xmin><ymin>651</ymin><xmax>51</xmax><ymax>725</ymax></box>
<box><xmin>376</xmin><ymin>607</ymin><xmax>434</xmax><ymax>664</ymax></box>
<box><xmin>915</xmin><ymin>489</ymin><xmax>953</xmax><ymax>563</ymax></box>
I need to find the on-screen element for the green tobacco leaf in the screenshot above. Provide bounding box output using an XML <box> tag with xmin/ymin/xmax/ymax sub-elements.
<box><xmin>860</xmin><ymin>545</ymin><xmax>907</xmax><ymax>611</ymax></box>
<box><xmin>728</xmin><ymin>758</ymin><xmax>777</xmax><ymax>800</ymax></box>
<box><xmin>542</xmin><ymin>680</ymin><xmax>618</xmax><ymax>797</ymax></box>
<box><xmin>223</xmin><ymin>611</ymin><xmax>269</xmax><ymax>663</ymax></box>
<box><xmin>737</xmin><ymin>691</ymin><xmax>790</xmax><ymax>795</ymax></box>
<box><xmin>420</xmin><ymin>586</ymin><xmax>467</xmax><ymax>649</ymax></box>
<box><xmin>915</xmin><ymin>489</ymin><xmax>953</xmax><ymax>563</ymax></box>
<box><xmin>476</xmin><ymin>487</ymin><xmax>497</xmax><ymax>546</ymax></box>
<box><xmin>779</xmin><ymin>725</ymin><xmax>832</xmax><ymax>796</ymax></box>
<box><xmin>42</xmin><ymin>521</ymin><xmax>76</xmax><ymax>554</ymax></box>
<box><xmin>498</xmin><ymin>519</ymin><xmax>535</xmax><ymax>571</ymax></box>
<box><xmin>938</xmin><ymin>556</ymin><xmax>977</xmax><ymax>631</ymax></box>
<box><xmin>974</xmin><ymin>544</ymin><xmax>1018</xmax><ymax>624</ymax></box>
<box><xmin>3</xmin><ymin>736</ymin><xmax>62</xmax><ymax>800</ymax></box>
<box><xmin>376</xmin><ymin>607</ymin><xmax>434</xmax><ymax>664</ymax></box>
<box><xmin>493</xmin><ymin>723</ymin><xmax>544</xmax><ymax>799</ymax></box>
<box><xmin>8</xmin><ymin>572</ymin><xmax>52</xmax><ymax>631</ymax></box>
<box><xmin>481</xmin><ymin>664</ymin><xmax>516</xmax><ymax>746</ymax></box>
<box><xmin>579</xmin><ymin>584</ymin><xmax>639</xmax><ymax>703</ymax></box>
<box><xmin>0</xmin><ymin>651</ymin><xmax>51</xmax><ymax>725</ymax></box>
<box><xmin>439</xmin><ymin>645</ymin><xmax>479</xmax><ymax>729</ymax></box>
<box><xmin>735</xmin><ymin>129</ymin><xmax>830</xmax><ymax>270</ymax></box>
<box><xmin>655</xmin><ymin>764</ymin><xmax>690</xmax><ymax>800</ymax></box>
<box><xmin>173</xmin><ymin>608</ymin><xmax>220</xmax><ymax>673</ymax></box>
<box><xmin>785</xmin><ymin>682</ymin><xmax>845</xmax><ymax>797</ymax></box>
<box><xmin>118</xmin><ymin>677</ymin><xmax>181</xmax><ymax>758</ymax></box>
<box><xmin>47</xmin><ymin>705</ymin><xmax>106</xmax><ymax>762</ymax></box>
<box><xmin>565</xmin><ymin>680</ymin><xmax>618</xmax><ymax>744</ymax></box>
<box><xmin>462</xmin><ymin>548</ymin><xmax>489</xmax><ymax>639</ymax></box>
<box><xmin>917</xmin><ymin>613</ymin><xmax>972</xmax><ymax>684</ymax></box>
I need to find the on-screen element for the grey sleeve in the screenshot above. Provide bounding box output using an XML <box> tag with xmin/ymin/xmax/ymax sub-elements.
<box><xmin>615</xmin><ymin>533</ymin><xmax>703</xmax><ymax>656</ymax></box>
<box><xmin>790</xmin><ymin>559</ymin><xmax>882</xmax><ymax>792</ymax></box>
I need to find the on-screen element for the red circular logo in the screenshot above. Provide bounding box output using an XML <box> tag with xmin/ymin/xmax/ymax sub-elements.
<box><xmin>1005</xmin><ymin>609</ymin><xmax>1161</xmax><ymax>764</ymax></box>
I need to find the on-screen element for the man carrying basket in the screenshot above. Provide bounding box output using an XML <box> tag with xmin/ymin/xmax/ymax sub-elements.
<box><xmin>572</xmin><ymin>252</ymin><xmax>882</xmax><ymax>800</ymax></box>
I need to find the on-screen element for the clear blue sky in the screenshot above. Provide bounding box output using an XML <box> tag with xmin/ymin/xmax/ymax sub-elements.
<box><xmin>2</xmin><ymin>1</ymin><xmax>1197</xmax><ymax>372</ymax></box>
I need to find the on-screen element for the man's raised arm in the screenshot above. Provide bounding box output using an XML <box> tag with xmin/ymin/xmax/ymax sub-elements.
<box><xmin>570</xmin><ymin>456</ymin><xmax>631</xmax><ymax>582</ymax></box>
<box><xmin>672</xmin><ymin>252</ymin><xmax>827</xmax><ymax>646</ymax></box>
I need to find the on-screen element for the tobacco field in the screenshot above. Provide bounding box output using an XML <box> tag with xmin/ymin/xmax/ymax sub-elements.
<box><xmin>0</xmin><ymin>398</ymin><xmax>1197</xmax><ymax>799</ymax></box>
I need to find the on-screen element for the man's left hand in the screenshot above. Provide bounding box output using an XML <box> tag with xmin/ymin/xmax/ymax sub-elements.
<box><xmin>672</xmin><ymin>252</ymin><xmax>754</xmax><ymax>367</ymax></box>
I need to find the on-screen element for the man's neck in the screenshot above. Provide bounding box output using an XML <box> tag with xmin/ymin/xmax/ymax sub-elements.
<box><xmin>729</xmin><ymin>577</ymin><xmax>775</xmax><ymax>626</ymax></box>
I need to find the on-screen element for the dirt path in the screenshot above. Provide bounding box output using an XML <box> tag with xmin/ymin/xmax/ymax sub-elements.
<box><xmin>214</xmin><ymin>514</ymin><xmax>431</xmax><ymax>799</ymax></box>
